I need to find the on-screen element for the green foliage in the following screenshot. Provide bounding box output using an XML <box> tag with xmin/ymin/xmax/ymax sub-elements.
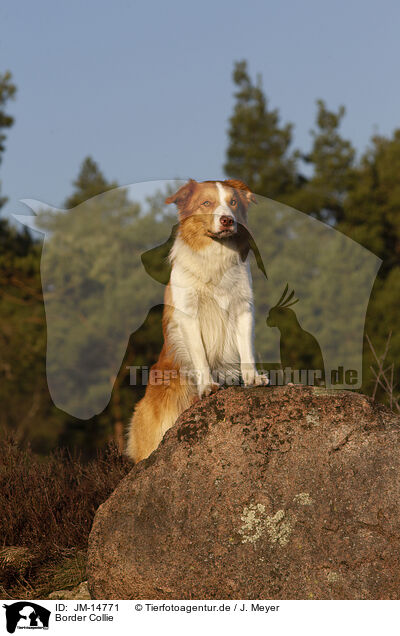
<box><xmin>0</xmin><ymin>70</ymin><xmax>60</xmax><ymax>449</ymax></box>
<box><xmin>289</xmin><ymin>100</ymin><xmax>356</xmax><ymax>223</ymax></box>
<box><xmin>64</xmin><ymin>156</ymin><xmax>118</xmax><ymax>208</ymax></box>
<box><xmin>340</xmin><ymin>131</ymin><xmax>400</xmax><ymax>273</ymax></box>
<box><xmin>35</xmin><ymin>159</ymin><xmax>176</xmax><ymax>450</ymax></box>
<box><xmin>224</xmin><ymin>60</ymin><xmax>297</xmax><ymax>199</ymax></box>
<box><xmin>0</xmin><ymin>70</ymin><xmax>16</xmax><ymax>159</ymax></box>
<box><xmin>338</xmin><ymin>132</ymin><xmax>400</xmax><ymax>396</ymax></box>
<box><xmin>0</xmin><ymin>70</ymin><xmax>17</xmax><ymax>208</ymax></box>
<box><xmin>225</xmin><ymin>61</ymin><xmax>399</xmax><ymax>401</ymax></box>
<box><xmin>0</xmin><ymin>219</ymin><xmax>69</xmax><ymax>451</ymax></box>
<box><xmin>246</xmin><ymin>195</ymin><xmax>378</xmax><ymax>392</ymax></box>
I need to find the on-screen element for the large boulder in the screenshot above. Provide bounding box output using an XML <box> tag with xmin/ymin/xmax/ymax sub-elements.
<box><xmin>87</xmin><ymin>386</ymin><xmax>400</xmax><ymax>599</ymax></box>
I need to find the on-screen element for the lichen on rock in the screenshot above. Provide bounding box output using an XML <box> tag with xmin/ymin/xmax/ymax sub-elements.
<box><xmin>239</xmin><ymin>505</ymin><xmax>295</xmax><ymax>546</ymax></box>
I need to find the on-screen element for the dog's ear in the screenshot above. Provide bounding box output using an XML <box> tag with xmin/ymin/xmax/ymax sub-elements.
<box><xmin>165</xmin><ymin>179</ymin><xmax>197</xmax><ymax>211</ymax></box>
<box><xmin>223</xmin><ymin>179</ymin><xmax>257</xmax><ymax>204</ymax></box>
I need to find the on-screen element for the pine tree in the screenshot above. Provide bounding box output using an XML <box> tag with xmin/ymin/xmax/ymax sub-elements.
<box><xmin>37</xmin><ymin>160</ymin><xmax>176</xmax><ymax>454</ymax></box>
<box><xmin>340</xmin><ymin>131</ymin><xmax>400</xmax><ymax>403</ymax></box>
<box><xmin>224</xmin><ymin>60</ymin><xmax>296</xmax><ymax>199</ymax></box>
<box><xmin>0</xmin><ymin>71</ymin><xmax>52</xmax><ymax>448</ymax></box>
<box><xmin>64</xmin><ymin>156</ymin><xmax>117</xmax><ymax>208</ymax></box>
<box><xmin>0</xmin><ymin>70</ymin><xmax>17</xmax><ymax>210</ymax></box>
<box><xmin>289</xmin><ymin>100</ymin><xmax>356</xmax><ymax>223</ymax></box>
<box><xmin>340</xmin><ymin>130</ymin><xmax>400</xmax><ymax>275</ymax></box>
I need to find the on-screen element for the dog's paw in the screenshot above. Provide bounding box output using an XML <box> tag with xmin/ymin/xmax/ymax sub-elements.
<box><xmin>199</xmin><ymin>381</ymin><xmax>221</xmax><ymax>399</ymax></box>
<box><xmin>242</xmin><ymin>368</ymin><xmax>270</xmax><ymax>387</ymax></box>
<box><xmin>254</xmin><ymin>372</ymin><xmax>270</xmax><ymax>386</ymax></box>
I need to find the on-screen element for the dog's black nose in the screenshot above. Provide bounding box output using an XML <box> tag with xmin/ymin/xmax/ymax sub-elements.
<box><xmin>220</xmin><ymin>215</ymin><xmax>234</xmax><ymax>227</ymax></box>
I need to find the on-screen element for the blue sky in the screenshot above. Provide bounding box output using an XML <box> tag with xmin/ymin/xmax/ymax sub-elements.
<box><xmin>1</xmin><ymin>0</ymin><xmax>400</xmax><ymax>219</ymax></box>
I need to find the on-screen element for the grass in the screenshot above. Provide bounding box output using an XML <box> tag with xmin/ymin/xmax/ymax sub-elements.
<box><xmin>367</xmin><ymin>331</ymin><xmax>400</xmax><ymax>414</ymax></box>
<box><xmin>0</xmin><ymin>433</ymin><xmax>132</xmax><ymax>599</ymax></box>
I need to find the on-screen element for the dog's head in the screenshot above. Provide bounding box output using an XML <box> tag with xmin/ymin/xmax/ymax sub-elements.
<box><xmin>165</xmin><ymin>179</ymin><xmax>256</xmax><ymax>248</ymax></box>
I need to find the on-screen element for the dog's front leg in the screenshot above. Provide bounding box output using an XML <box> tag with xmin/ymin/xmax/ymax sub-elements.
<box><xmin>179</xmin><ymin>312</ymin><xmax>219</xmax><ymax>397</ymax></box>
<box><xmin>236</xmin><ymin>303</ymin><xmax>269</xmax><ymax>386</ymax></box>
<box><xmin>170</xmin><ymin>278</ymin><xmax>218</xmax><ymax>398</ymax></box>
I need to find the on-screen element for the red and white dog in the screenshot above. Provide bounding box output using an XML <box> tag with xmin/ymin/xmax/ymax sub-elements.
<box><xmin>126</xmin><ymin>178</ymin><xmax>268</xmax><ymax>462</ymax></box>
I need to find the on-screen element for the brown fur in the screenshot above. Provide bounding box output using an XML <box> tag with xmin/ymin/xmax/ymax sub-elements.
<box><xmin>126</xmin><ymin>281</ymin><xmax>197</xmax><ymax>462</ymax></box>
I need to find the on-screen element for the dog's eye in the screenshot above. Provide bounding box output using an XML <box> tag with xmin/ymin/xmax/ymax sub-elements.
<box><xmin>202</xmin><ymin>200</ymin><xmax>210</xmax><ymax>207</ymax></box>
<box><xmin>230</xmin><ymin>198</ymin><xmax>237</xmax><ymax>206</ymax></box>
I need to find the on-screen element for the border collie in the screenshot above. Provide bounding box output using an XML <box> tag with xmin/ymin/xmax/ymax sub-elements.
<box><xmin>126</xmin><ymin>178</ymin><xmax>268</xmax><ymax>462</ymax></box>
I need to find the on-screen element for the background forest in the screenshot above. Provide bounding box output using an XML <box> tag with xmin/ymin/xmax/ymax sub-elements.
<box><xmin>1</xmin><ymin>59</ymin><xmax>399</xmax><ymax>457</ymax></box>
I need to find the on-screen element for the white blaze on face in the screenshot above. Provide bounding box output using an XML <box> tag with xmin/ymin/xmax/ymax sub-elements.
<box><xmin>213</xmin><ymin>182</ymin><xmax>237</xmax><ymax>233</ymax></box>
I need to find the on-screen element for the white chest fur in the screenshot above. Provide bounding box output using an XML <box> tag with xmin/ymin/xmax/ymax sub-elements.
<box><xmin>168</xmin><ymin>237</ymin><xmax>253</xmax><ymax>373</ymax></box>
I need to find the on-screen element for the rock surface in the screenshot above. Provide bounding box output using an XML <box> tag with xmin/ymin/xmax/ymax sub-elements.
<box><xmin>47</xmin><ymin>581</ymin><xmax>91</xmax><ymax>600</ymax></box>
<box><xmin>87</xmin><ymin>386</ymin><xmax>400</xmax><ymax>599</ymax></box>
